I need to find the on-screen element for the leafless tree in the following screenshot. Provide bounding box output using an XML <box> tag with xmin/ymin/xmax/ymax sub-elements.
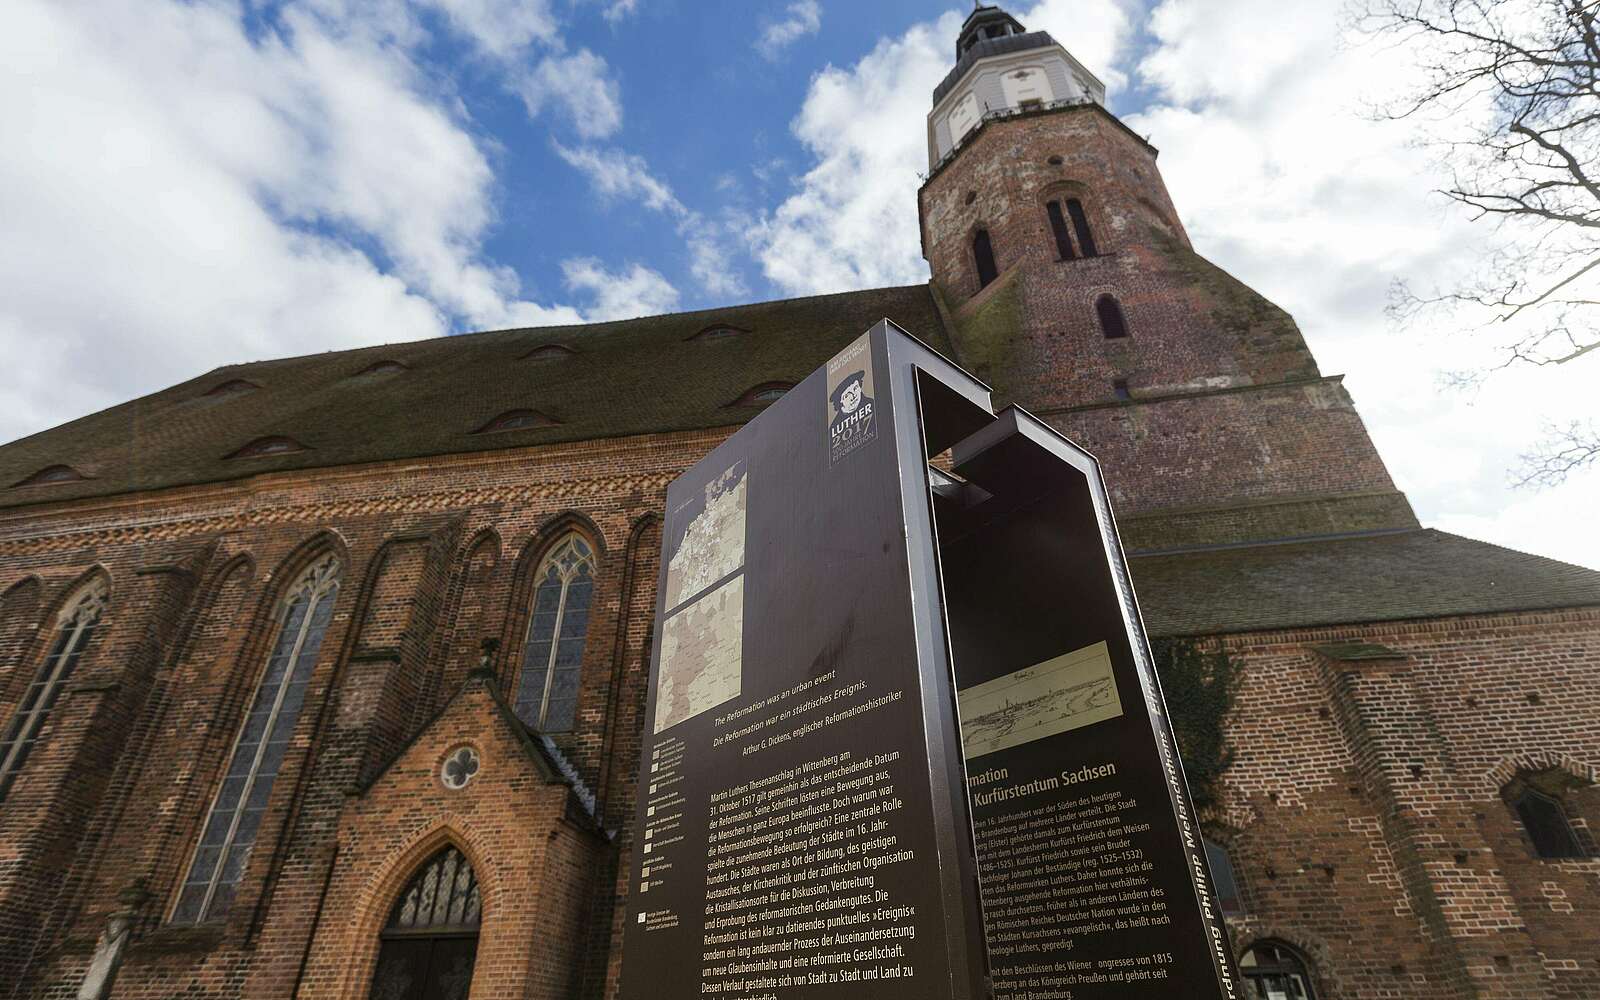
<box><xmin>1352</xmin><ymin>0</ymin><xmax>1599</xmax><ymax>486</ymax></box>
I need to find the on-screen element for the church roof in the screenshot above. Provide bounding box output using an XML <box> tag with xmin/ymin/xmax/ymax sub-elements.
<box><xmin>1132</xmin><ymin>529</ymin><xmax>1600</xmax><ymax>637</ymax></box>
<box><xmin>0</xmin><ymin>283</ymin><xmax>949</xmax><ymax>509</ymax></box>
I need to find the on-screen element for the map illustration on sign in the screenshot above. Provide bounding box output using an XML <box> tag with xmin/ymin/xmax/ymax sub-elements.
<box><xmin>663</xmin><ymin>459</ymin><xmax>746</xmax><ymax>613</ymax></box>
<box><xmin>655</xmin><ymin>457</ymin><xmax>747</xmax><ymax>734</ymax></box>
<box><xmin>958</xmin><ymin>640</ymin><xmax>1123</xmax><ymax>758</ymax></box>
<box><xmin>655</xmin><ymin>575</ymin><xmax>743</xmax><ymax>733</ymax></box>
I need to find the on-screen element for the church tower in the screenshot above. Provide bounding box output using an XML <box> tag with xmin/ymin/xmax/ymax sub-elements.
<box><xmin>918</xmin><ymin>4</ymin><xmax>1416</xmax><ymax>547</ymax></box>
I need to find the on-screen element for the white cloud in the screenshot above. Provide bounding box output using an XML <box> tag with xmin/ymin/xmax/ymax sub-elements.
<box><xmin>555</xmin><ymin>142</ymin><xmax>746</xmax><ymax>297</ymax></box>
<box><xmin>749</xmin><ymin>2</ymin><xmax>1134</xmax><ymax>295</ymax></box>
<box><xmin>601</xmin><ymin>0</ymin><xmax>640</xmax><ymax>25</ymax></box>
<box><xmin>553</xmin><ymin>142</ymin><xmax>684</xmax><ymax>213</ymax></box>
<box><xmin>757</xmin><ymin>1</ymin><xmax>823</xmax><ymax>60</ymax></box>
<box><xmin>420</xmin><ymin>0</ymin><xmax>560</xmax><ymax>58</ymax></box>
<box><xmin>562</xmin><ymin>258</ymin><xmax>679</xmax><ymax>320</ymax></box>
<box><xmin>748</xmin><ymin>12</ymin><xmax>958</xmax><ymax>294</ymax></box>
<box><xmin>518</xmin><ymin>49</ymin><xmax>625</xmax><ymax>140</ymax></box>
<box><xmin>0</xmin><ymin>0</ymin><xmax>641</xmax><ymax>445</ymax></box>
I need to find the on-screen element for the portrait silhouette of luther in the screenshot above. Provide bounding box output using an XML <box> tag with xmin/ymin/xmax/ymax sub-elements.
<box><xmin>830</xmin><ymin>370</ymin><xmax>872</xmax><ymax>422</ymax></box>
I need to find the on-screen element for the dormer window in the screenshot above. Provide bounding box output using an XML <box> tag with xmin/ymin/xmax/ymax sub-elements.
<box><xmin>226</xmin><ymin>436</ymin><xmax>307</xmax><ymax>459</ymax></box>
<box><xmin>202</xmin><ymin>379</ymin><xmax>259</xmax><ymax>398</ymax></box>
<box><xmin>354</xmin><ymin>360</ymin><xmax>408</xmax><ymax>377</ymax></box>
<box><xmin>522</xmin><ymin>344</ymin><xmax>577</xmax><ymax>361</ymax></box>
<box><xmin>474</xmin><ymin>409</ymin><xmax>559</xmax><ymax>433</ymax></box>
<box><xmin>13</xmin><ymin>465</ymin><xmax>87</xmax><ymax>488</ymax></box>
<box><xmin>690</xmin><ymin>325</ymin><xmax>748</xmax><ymax>343</ymax></box>
<box><xmin>730</xmin><ymin>382</ymin><xmax>793</xmax><ymax>407</ymax></box>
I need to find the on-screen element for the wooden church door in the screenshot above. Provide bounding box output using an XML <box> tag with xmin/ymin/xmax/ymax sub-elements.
<box><xmin>369</xmin><ymin>846</ymin><xmax>481</xmax><ymax>1000</ymax></box>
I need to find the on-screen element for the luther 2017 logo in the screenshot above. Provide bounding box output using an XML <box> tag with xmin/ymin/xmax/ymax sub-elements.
<box><xmin>826</xmin><ymin>333</ymin><xmax>877</xmax><ymax>465</ymax></box>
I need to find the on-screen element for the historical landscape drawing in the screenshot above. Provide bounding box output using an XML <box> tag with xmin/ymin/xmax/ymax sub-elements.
<box><xmin>959</xmin><ymin>641</ymin><xmax>1124</xmax><ymax>758</ymax></box>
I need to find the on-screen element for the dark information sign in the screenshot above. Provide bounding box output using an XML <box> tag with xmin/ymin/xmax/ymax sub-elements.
<box><xmin>933</xmin><ymin>408</ymin><xmax>1241</xmax><ymax>1000</ymax></box>
<box><xmin>618</xmin><ymin>319</ymin><xmax>1240</xmax><ymax>1000</ymax></box>
<box><xmin>617</xmin><ymin>323</ymin><xmax>990</xmax><ymax>1000</ymax></box>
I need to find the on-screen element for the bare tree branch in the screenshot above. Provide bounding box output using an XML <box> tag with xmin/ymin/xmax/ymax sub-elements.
<box><xmin>1354</xmin><ymin>0</ymin><xmax>1600</xmax><ymax>486</ymax></box>
<box><xmin>1513</xmin><ymin>419</ymin><xmax>1600</xmax><ymax>486</ymax></box>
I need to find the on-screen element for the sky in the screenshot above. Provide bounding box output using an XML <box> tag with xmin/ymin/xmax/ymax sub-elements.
<box><xmin>2</xmin><ymin>0</ymin><xmax>1595</xmax><ymax>569</ymax></box>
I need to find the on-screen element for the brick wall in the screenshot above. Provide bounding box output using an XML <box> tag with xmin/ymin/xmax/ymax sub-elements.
<box><xmin>1212</xmin><ymin>609</ymin><xmax>1600</xmax><ymax>999</ymax></box>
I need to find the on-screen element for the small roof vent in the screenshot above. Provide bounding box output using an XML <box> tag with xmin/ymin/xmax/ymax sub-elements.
<box><xmin>354</xmin><ymin>360</ymin><xmax>409</xmax><ymax>377</ymax></box>
<box><xmin>13</xmin><ymin>464</ymin><xmax>88</xmax><ymax>488</ymax></box>
<box><xmin>226</xmin><ymin>436</ymin><xmax>307</xmax><ymax>460</ymax></box>
<box><xmin>728</xmin><ymin>382</ymin><xmax>794</xmax><ymax>407</ymax></box>
<box><xmin>473</xmin><ymin>409</ymin><xmax>561</xmax><ymax>434</ymax></box>
<box><xmin>522</xmin><ymin>344</ymin><xmax>577</xmax><ymax>361</ymax></box>
<box><xmin>689</xmin><ymin>325</ymin><xmax>749</xmax><ymax>343</ymax></box>
<box><xmin>202</xmin><ymin>379</ymin><xmax>260</xmax><ymax>398</ymax></box>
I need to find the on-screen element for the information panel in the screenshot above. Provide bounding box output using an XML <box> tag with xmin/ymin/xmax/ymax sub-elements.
<box><xmin>617</xmin><ymin>324</ymin><xmax>988</xmax><ymax>1000</ymax></box>
<box><xmin>933</xmin><ymin>408</ymin><xmax>1241</xmax><ymax>1000</ymax></box>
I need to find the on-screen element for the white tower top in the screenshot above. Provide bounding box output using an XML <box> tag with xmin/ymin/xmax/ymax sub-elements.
<box><xmin>926</xmin><ymin>5</ymin><xmax>1107</xmax><ymax>171</ymax></box>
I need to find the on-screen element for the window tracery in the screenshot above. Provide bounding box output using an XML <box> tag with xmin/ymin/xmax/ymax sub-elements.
<box><xmin>514</xmin><ymin>534</ymin><xmax>595</xmax><ymax>732</ymax></box>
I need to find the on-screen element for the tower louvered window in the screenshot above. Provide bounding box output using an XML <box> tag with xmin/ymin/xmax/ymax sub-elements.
<box><xmin>973</xmin><ymin>229</ymin><xmax>999</xmax><ymax>288</ymax></box>
<box><xmin>0</xmin><ymin>578</ymin><xmax>108</xmax><ymax>803</ymax></box>
<box><xmin>173</xmin><ymin>554</ymin><xmax>340</xmax><ymax>923</ymax></box>
<box><xmin>515</xmin><ymin>534</ymin><xmax>595</xmax><ymax>732</ymax></box>
<box><xmin>1046</xmin><ymin>201</ymin><xmax>1077</xmax><ymax>260</ymax></box>
<box><xmin>369</xmin><ymin>847</ymin><xmax>481</xmax><ymax>1000</ymax></box>
<box><xmin>1066</xmin><ymin>198</ymin><xmax>1098</xmax><ymax>256</ymax></box>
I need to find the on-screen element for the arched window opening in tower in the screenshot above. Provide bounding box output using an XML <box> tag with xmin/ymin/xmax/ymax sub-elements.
<box><xmin>172</xmin><ymin>554</ymin><xmax>341</xmax><ymax>924</ymax></box>
<box><xmin>516</xmin><ymin>534</ymin><xmax>595</xmax><ymax>732</ymax></box>
<box><xmin>1066</xmin><ymin>198</ymin><xmax>1098</xmax><ymax>257</ymax></box>
<box><xmin>973</xmin><ymin>229</ymin><xmax>999</xmax><ymax>289</ymax></box>
<box><xmin>1513</xmin><ymin>786</ymin><xmax>1587</xmax><ymax>858</ymax></box>
<box><xmin>0</xmin><ymin>576</ymin><xmax>108</xmax><ymax>803</ymax></box>
<box><xmin>1203</xmin><ymin>838</ymin><xmax>1245</xmax><ymax>916</ymax></box>
<box><xmin>1239</xmin><ymin>941</ymin><xmax>1317</xmax><ymax>1000</ymax></box>
<box><xmin>1097</xmin><ymin>295</ymin><xmax>1130</xmax><ymax>340</ymax></box>
<box><xmin>369</xmin><ymin>846</ymin><xmax>481</xmax><ymax>1000</ymax></box>
<box><xmin>1046</xmin><ymin>201</ymin><xmax>1076</xmax><ymax>260</ymax></box>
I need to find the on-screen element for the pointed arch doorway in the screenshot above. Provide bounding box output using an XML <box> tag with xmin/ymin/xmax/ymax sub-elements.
<box><xmin>368</xmin><ymin>846</ymin><xmax>481</xmax><ymax>1000</ymax></box>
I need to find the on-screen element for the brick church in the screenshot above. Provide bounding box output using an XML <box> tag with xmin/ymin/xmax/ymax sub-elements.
<box><xmin>1</xmin><ymin>6</ymin><xmax>1596</xmax><ymax>999</ymax></box>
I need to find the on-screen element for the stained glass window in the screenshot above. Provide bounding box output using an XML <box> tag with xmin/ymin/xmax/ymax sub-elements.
<box><xmin>0</xmin><ymin>577</ymin><xmax>108</xmax><ymax>803</ymax></box>
<box><xmin>1204</xmin><ymin>838</ymin><xmax>1244</xmax><ymax>916</ymax></box>
<box><xmin>514</xmin><ymin>534</ymin><xmax>594</xmax><ymax>732</ymax></box>
<box><xmin>1514</xmin><ymin>787</ymin><xmax>1585</xmax><ymax>859</ymax></box>
<box><xmin>1240</xmin><ymin>941</ymin><xmax>1317</xmax><ymax>1000</ymax></box>
<box><xmin>172</xmin><ymin>554</ymin><xmax>340</xmax><ymax>924</ymax></box>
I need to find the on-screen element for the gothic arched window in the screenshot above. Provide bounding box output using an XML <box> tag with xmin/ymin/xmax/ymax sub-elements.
<box><xmin>1239</xmin><ymin>941</ymin><xmax>1317</xmax><ymax>1000</ymax></box>
<box><xmin>973</xmin><ymin>229</ymin><xmax>999</xmax><ymax>289</ymax></box>
<box><xmin>1046</xmin><ymin>201</ymin><xmax>1077</xmax><ymax>260</ymax></box>
<box><xmin>1066</xmin><ymin>198</ymin><xmax>1098</xmax><ymax>256</ymax></box>
<box><xmin>0</xmin><ymin>577</ymin><xmax>108</xmax><ymax>804</ymax></box>
<box><xmin>1513</xmin><ymin>787</ymin><xmax>1586</xmax><ymax>859</ymax></box>
<box><xmin>515</xmin><ymin>534</ymin><xmax>595</xmax><ymax>732</ymax></box>
<box><xmin>1203</xmin><ymin>838</ymin><xmax>1245</xmax><ymax>916</ymax></box>
<box><xmin>369</xmin><ymin>846</ymin><xmax>481</xmax><ymax>1000</ymax></box>
<box><xmin>1096</xmin><ymin>294</ymin><xmax>1130</xmax><ymax>340</ymax></box>
<box><xmin>173</xmin><ymin>554</ymin><xmax>341</xmax><ymax>924</ymax></box>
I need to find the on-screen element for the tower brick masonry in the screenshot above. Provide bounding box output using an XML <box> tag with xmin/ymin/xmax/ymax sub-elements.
<box><xmin>0</xmin><ymin>5</ymin><xmax>1595</xmax><ymax>999</ymax></box>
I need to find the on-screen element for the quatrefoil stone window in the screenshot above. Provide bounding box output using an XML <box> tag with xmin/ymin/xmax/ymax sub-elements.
<box><xmin>441</xmin><ymin>746</ymin><xmax>481</xmax><ymax>790</ymax></box>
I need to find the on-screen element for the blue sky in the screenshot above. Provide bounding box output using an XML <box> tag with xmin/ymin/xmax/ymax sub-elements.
<box><xmin>2</xmin><ymin>0</ymin><xmax>1596</xmax><ymax>568</ymax></box>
